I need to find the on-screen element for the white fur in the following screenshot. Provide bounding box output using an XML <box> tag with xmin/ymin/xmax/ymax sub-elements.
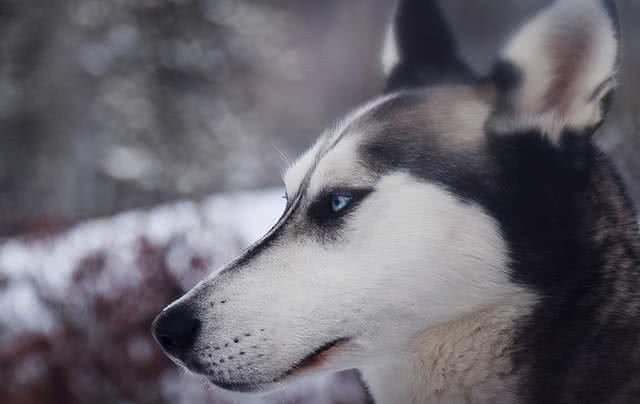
<box><xmin>381</xmin><ymin>4</ymin><xmax>399</xmax><ymax>76</ymax></box>
<box><xmin>283</xmin><ymin>138</ymin><xmax>322</xmax><ymax>198</ymax></box>
<box><xmin>493</xmin><ymin>0</ymin><xmax>618</xmax><ymax>140</ymax></box>
<box><xmin>306</xmin><ymin>134</ymin><xmax>377</xmax><ymax>198</ymax></box>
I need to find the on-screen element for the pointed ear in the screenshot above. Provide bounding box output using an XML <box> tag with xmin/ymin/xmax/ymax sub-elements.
<box><xmin>383</xmin><ymin>0</ymin><xmax>474</xmax><ymax>92</ymax></box>
<box><xmin>489</xmin><ymin>0</ymin><xmax>620</xmax><ymax>140</ymax></box>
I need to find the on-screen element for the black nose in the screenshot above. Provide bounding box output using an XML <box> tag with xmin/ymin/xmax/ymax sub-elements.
<box><xmin>152</xmin><ymin>303</ymin><xmax>201</xmax><ymax>358</ymax></box>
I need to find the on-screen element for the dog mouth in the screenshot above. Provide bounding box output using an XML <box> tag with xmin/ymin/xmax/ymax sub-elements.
<box><xmin>210</xmin><ymin>337</ymin><xmax>351</xmax><ymax>393</ymax></box>
<box><xmin>280</xmin><ymin>337</ymin><xmax>351</xmax><ymax>379</ymax></box>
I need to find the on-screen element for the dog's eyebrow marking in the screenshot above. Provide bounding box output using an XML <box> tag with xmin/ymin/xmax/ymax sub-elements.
<box><xmin>283</xmin><ymin>93</ymin><xmax>398</xmax><ymax>200</ymax></box>
<box><xmin>323</xmin><ymin>93</ymin><xmax>400</xmax><ymax>156</ymax></box>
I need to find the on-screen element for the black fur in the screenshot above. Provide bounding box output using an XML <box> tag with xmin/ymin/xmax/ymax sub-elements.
<box><xmin>504</xmin><ymin>143</ymin><xmax>640</xmax><ymax>404</ymax></box>
<box><xmin>385</xmin><ymin>0</ymin><xmax>474</xmax><ymax>91</ymax></box>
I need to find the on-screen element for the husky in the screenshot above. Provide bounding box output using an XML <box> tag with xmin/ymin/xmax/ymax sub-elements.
<box><xmin>152</xmin><ymin>0</ymin><xmax>640</xmax><ymax>402</ymax></box>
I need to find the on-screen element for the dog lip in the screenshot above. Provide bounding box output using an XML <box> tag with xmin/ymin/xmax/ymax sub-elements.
<box><xmin>209</xmin><ymin>337</ymin><xmax>350</xmax><ymax>392</ymax></box>
<box><xmin>276</xmin><ymin>337</ymin><xmax>351</xmax><ymax>381</ymax></box>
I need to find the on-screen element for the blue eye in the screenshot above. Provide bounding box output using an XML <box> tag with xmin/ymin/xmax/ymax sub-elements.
<box><xmin>308</xmin><ymin>188</ymin><xmax>372</xmax><ymax>224</ymax></box>
<box><xmin>330</xmin><ymin>193</ymin><xmax>352</xmax><ymax>212</ymax></box>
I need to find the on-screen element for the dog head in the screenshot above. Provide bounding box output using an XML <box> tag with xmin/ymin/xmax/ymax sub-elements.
<box><xmin>153</xmin><ymin>0</ymin><xmax>620</xmax><ymax>393</ymax></box>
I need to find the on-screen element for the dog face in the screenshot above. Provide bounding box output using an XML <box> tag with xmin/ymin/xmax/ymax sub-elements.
<box><xmin>153</xmin><ymin>0</ymin><xmax>619</xmax><ymax>393</ymax></box>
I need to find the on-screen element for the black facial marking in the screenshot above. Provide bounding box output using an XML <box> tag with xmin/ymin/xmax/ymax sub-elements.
<box><xmin>360</xmin><ymin>113</ymin><xmax>490</xmax><ymax>205</ymax></box>
<box><xmin>307</xmin><ymin>188</ymin><xmax>373</xmax><ymax>239</ymax></box>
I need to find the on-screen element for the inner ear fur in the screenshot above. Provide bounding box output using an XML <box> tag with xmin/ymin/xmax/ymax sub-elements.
<box><xmin>488</xmin><ymin>0</ymin><xmax>620</xmax><ymax>140</ymax></box>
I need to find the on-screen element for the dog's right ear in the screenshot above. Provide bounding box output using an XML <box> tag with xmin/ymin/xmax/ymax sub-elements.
<box><xmin>383</xmin><ymin>0</ymin><xmax>474</xmax><ymax>92</ymax></box>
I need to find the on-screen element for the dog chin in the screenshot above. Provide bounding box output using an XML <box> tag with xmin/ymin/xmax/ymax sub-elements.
<box><xmin>207</xmin><ymin>364</ymin><xmax>324</xmax><ymax>395</ymax></box>
<box><xmin>209</xmin><ymin>380</ymin><xmax>278</xmax><ymax>394</ymax></box>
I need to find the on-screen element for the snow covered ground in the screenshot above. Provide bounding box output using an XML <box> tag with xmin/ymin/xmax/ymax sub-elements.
<box><xmin>0</xmin><ymin>188</ymin><xmax>285</xmax><ymax>336</ymax></box>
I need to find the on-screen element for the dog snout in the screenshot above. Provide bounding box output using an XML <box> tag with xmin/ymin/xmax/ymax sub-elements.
<box><xmin>152</xmin><ymin>302</ymin><xmax>201</xmax><ymax>360</ymax></box>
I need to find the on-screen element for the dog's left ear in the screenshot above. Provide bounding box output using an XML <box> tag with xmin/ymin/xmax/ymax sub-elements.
<box><xmin>384</xmin><ymin>0</ymin><xmax>474</xmax><ymax>91</ymax></box>
<box><xmin>489</xmin><ymin>0</ymin><xmax>620</xmax><ymax>141</ymax></box>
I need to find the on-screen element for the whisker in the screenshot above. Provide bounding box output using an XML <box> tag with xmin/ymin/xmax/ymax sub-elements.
<box><xmin>270</xmin><ymin>139</ymin><xmax>291</xmax><ymax>168</ymax></box>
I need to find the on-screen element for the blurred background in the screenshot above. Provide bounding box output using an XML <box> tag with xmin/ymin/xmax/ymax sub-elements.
<box><xmin>1</xmin><ymin>0</ymin><xmax>639</xmax><ymax>403</ymax></box>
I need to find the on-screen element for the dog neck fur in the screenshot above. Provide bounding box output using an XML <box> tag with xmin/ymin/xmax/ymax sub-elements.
<box><xmin>360</xmin><ymin>298</ymin><xmax>535</xmax><ymax>404</ymax></box>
